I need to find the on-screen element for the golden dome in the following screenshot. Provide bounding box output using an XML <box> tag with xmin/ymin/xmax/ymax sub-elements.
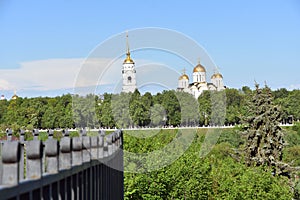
<box><xmin>123</xmin><ymin>53</ymin><xmax>134</xmax><ymax>64</ymax></box>
<box><xmin>211</xmin><ymin>73</ymin><xmax>223</xmax><ymax>79</ymax></box>
<box><xmin>11</xmin><ymin>90</ymin><xmax>18</xmax><ymax>100</ymax></box>
<box><xmin>193</xmin><ymin>63</ymin><xmax>206</xmax><ymax>73</ymax></box>
<box><xmin>179</xmin><ymin>74</ymin><xmax>189</xmax><ymax>80</ymax></box>
<box><xmin>11</xmin><ymin>94</ymin><xmax>18</xmax><ymax>100</ymax></box>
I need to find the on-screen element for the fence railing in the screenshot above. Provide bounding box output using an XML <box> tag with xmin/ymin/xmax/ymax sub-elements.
<box><xmin>0</xmin><ymin>129</ymin><xmax>124</xmax><ymax>200</ymax></box>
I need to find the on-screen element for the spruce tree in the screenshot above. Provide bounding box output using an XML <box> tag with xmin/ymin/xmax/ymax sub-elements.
<box><xmin>243</xmin><ymin>84</ymin><xmax>285</xmax><ymax>175</ymax></box>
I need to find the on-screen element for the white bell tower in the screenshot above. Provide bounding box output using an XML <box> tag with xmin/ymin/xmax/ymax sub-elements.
<box><xmin>122</xmin><ymin>33</ymin><xmax>137</xmax><ymax>93</ymax></box>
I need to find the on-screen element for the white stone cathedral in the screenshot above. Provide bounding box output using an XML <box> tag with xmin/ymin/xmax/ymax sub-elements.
<box><xmin>177</xmin><ymin>61</ymin><xmax>225</xmax><ymax>99</ymax></box>
<box><xmin>122</xmin><ymin>34</ymin><xmax>137</xmax><ymax>93</ymax></box>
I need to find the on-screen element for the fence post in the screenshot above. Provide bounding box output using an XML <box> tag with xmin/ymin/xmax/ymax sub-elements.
<box><xmin>32</xmin><ymin>129</ymin><xmax>39</xmax><ymax>140</ymax></box>
<box><xmin>82</xmin><ymin>136</ymin><xmax>91</xmax><ymax>163</ymax></box>
<box><xmin>6</xmin><ymin>129</ymin><xmax>12</xmax><ymax>141</ymax></box>
<box><xmin>98</xmin><ymin>131</ymin><xmax>105</xmax><ymax>159</ymax></box>
<box><xmin>45</xmin><ymin>138</ymin><xmax>59</xmax><ymax>173</ymax></box>
<box><xmin>20</xmin><ymin>129</ymin><xmax>25</xmax><ymax>142</ymax></box>
<box><xmin>112</xmin><ymin>132</ymin><xmax>116</xmax><ymax>153</ymax></box>
<box><xmin>1</xmin><ymin>141</ymin><xmax>20</xmax><ymax>185</ymax></box>
<box><xmin>47</xmin><ymin>129</ymin><xmax>54</xmax><ymax>139</ymax></box>
<box><xmin>106</xmin><ymin>134</ymin><xmax>113</xmax><ymax>156</ymax></box>
<box><xmin>19</xmin><ymin>142</ymin><xmax>25</xmax><ymax>181</ymax></box>
<box><xmin>59</xmin><ymin>137</ymin><xmax>72</xmax><ymax>170</ymax></box>
<box><xmin>62</xmin><ymin>129</ymin><xmax>69</xmax><ymax>137</ymax></box>
<box><xmin>90</xmin><ymin>136</ymin><xmax>99</xmax><ymax>160</ymax></box>
<box><xmin>26</xmin><ymin>140</ymin><xmax>43</xmax><ymax>179</ymax></box>
<box><xmin>72</xmin><ymin>137</ymin><xmax>82</xmax><ymax>166</ymax></box>
<box><xmin>103</xmin><ymin>140</ymin><xmax>108</xmax><ymax>158</ymax></box>
<box><xmin>116</xmin><ymin>129</ymin><xmax>121</xmax><ymax>147</ymax></box>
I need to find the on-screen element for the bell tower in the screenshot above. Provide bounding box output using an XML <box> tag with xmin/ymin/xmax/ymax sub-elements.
<box><xmin>122</xmin><ymin>33</ymin><xmax>137</xmax><ymax>93</ymax></box>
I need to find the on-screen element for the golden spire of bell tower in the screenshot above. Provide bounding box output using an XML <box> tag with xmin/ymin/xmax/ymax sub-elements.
<box><xmin>126</xmin><ymin>31</ymin><xmax>130</xmax><ymax>56</ymax></box>
<box><xmin>124</xmin><ymin>32</ymin><xmax>134</xmax><ymax>64</ymax></box>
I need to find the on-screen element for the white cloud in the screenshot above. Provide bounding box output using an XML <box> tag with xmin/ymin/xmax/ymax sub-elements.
<box><xmin>0</xmin><ymin>57</ymin><xmax>182</xmax><ymax>95</ymax></box>
<box><xmin>0</xmin><ymin>79</ymin><xmax>14</xmax><ymax>90</ymax></box>
<box><xmin>0</xmin><ymin>58</ymin><xmax>82</xmax><ymax>91</ymax></box>
<box><xmin>0</xmin><ymin>58</ymin><xmax>121</xmax><ymax>92</ymax></box>
<box><xmin>289</xmin><ymin>84</ymin><xmax>300</xmax><ymax>90</ymax></box>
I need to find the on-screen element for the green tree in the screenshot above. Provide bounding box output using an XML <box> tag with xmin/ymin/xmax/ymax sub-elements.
<box><xmin>241</xmin><ymin>85</ymin><xmax>252</xmax><ymax>95</ymax></box>
<box><xmin>111</xmin><ymin>93</ymin><xmax>133</xmax><ymax>128</ymax></box>
<box><xmin>176</xmin><ymin>91</ymin><xmax>199</xmax><ymax>126</ymax></box>
<box><xmin>0</xmin><ymin>99</ymin><xmax>8</xmax><ymax>124</ymax></box>
<box><xmin>198</xmin><ymin>90</ymin><xmax>211</xmax><ymax>126</ymax></box>
<box><xmin>243</xmin><ymin>84</ymin><xmax>285</xmax><ymax>175</ymax></box>
<box><xmin>98</xmin><ymin>93</ymin><xmax>115</xmax><ymax>128</ymax></box>
<box><xmin>72</xmin><ymin>94</ymin><xmax>98</xmax><ymax>128</ymax></box>
<box><xmin>161</xmin><ymin>90</ymin><xmax>181</xmax><ymax>126</ymax></box>
<box><xmin>129</xmin><ymin>90</ymin><xmax>151</xmax><ymax>127</ymax></box>
<box><xmin>150</xmin><ymin>104</ymin><xmax>166</xmax><ymax>127</ymax></box>
<box><xmin>273</xmin><ymin>88</ymin><xmax>289</xmax><ymax>99</ymax></box>
<box><xmin>225</xmin><ymin>88</ymin><xmax>244</xmax><ymax>125</ymax></box>
<box><xmin>211</xmin><ymin>90</ymin><xmax>226</xmax><ymax>126</ymax></box>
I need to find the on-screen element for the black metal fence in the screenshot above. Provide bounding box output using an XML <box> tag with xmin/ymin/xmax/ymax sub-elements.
<box><xmin>0</xmin><ymin>130</ymin><xmax>124</xmax><ymax>200</ymax></box>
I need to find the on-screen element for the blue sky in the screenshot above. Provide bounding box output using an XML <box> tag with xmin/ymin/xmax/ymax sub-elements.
<box><xmin>0</xmin><ymin>0</ymin><xmax>300</xmax><ymax>98</ymax></box>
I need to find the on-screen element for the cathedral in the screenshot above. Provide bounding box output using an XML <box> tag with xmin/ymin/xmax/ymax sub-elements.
<box><xmin>177</xmin><ymin>61</ymin><xmax>225</xmax><ymax>99</ymax></box>
<box><xmin>121</xmin><ymin>34</ymin><xmax>225</xmax><ymax>98</ymax></box>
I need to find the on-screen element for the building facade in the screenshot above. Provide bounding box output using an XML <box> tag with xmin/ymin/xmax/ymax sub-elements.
<box><xmin>177</xmin><ymin>61</ymin><xmax>225</xmax><ymax>99</ymax></box>
<box><xmin>122</xmin><ymin>34</ymin><xmax>137</xmax><ymax>93</ymax></box>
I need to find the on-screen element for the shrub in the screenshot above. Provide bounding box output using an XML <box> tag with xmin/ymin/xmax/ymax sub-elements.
<box><xmin>24</xmin><ymin>131</ymin><xmax>33</xmax><ymax>141</ymax></box>
<box><xmin>283</xmin><ymin>146</ymin><xmax>300</xmax><ymax>166</ymax></box>
<box><xmin>38</xmin><ymin>132</ymin><xmax>48</xmax><ymax>142</ymax></box>
<box><xmin>292</xmin><ymin>122</ymin><xmax>300</xmax><ymax>133</ymax></box>
<box><xmin>53</xmin><ymin>130</ymin><xmax>63</xmax><ymax>141</ymax></box>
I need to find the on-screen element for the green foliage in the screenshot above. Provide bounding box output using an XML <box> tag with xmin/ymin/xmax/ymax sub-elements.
<box><xmin>217</xmin><ymin>129</ymin><xmax>244</xmax><ymax>148</ymax></box>
<box><xmin>53</xmin><ymin>130</ymin><xmax>63</xmax><ymax>141</ymax></box>
<box><xmin>176</xmin><ymin>91</ymin><xmax>199</xmax><ymax>126</ymax></box>
<box><xmin>0</xmin><ymin>124</ymin><xmax>6</xmax><ymax>133</ymax></box>
<box><xmin>123</xmin><ymin>129</ymin><xmax>177</xmax><ymax>154</ymax></box>
<box><xmin>124</xmin><ymin>129</ymin><xmax>293</xmax><ymax>199</ymax></box>
<box><xmin>129</xmin><ymin>90</ymin><xmax>151</xmax><ymax>127</ymax></box>
<box><xmin>0</xmin><ymin>88</ymin><xmax>298</xmax><ymax>129</ymax></box>
<box><xmin>211</xmin><ymin>90</ymin><xmax>226</xmax><ymax>126</ymax></box>
<box><xmin>69</xmin><ymin>131</ymin><xmax>80</xmax><ymax>138</ymax></box>
<box><xmin>87</xmin><ymin>130</ymin><xmax>99</xmax><ymax>137</ymax></box>
<box><xmin>26</xmin><ymin>124</ymin><xmax>34</xmax><ymax>131</ymax></box>
<box><xmin>243</xmin><ymin>84</ymin><xmax>285</xmax><ymax>175</ymax></box>
<box><xmin>292</xmin><ymin>122</ymin><xmax>300</xmax><ymax>133</ymax></box>
<box><xmin>282</xmin><ymin>127</ymin><xmax>300</xmax><ymax>166</ymax></box>
<box><xmin>98</xmin><ymin>93</ymin><xmax>115</xmax><ymax>128</ymax></box>
<box><xmin>11</xmin><ymin>123</ymin><xmax>20</xmax><ymax>137</ymax></box>
<box><xmin>72</xmin><ymin>94</ymin><xmax>97</xmax><ymax>128</ymax></box>
<box><xmin>24</xmin><ymin>131</ymin><xmax>33</xmax><ymax>141</ymax></box>
<box><xmin>0</xmin><ymin>94</ymin><xmax>75</xmax><ymax>129</ymax></box>
<box><xmin>160</xmin><ymin>90</ymin><xmax>181</xmax><ymax>126</ymax></box>
<box><xmin>150</xmin><ymin>104</ymin><xmax>166</xmax><ymax>127</ymax></box>
<box><xmin>198</xmin><ymin>90</ymin><xmax>211</xmax><ymax>126</ymax></box>
<box><xmin>0</xmin><ymin>132</ymin><xmax>5</xmax><ymax>139</ymax></box>
<box><xmin>38</xmin><ymin>132</ymin><xmax>48</xmax><ymax>142</ymax></box>
<box><xmin>283</xmin><ymin>146</ymin><xmax>300</xmax><ymax>166</ymax></box>
<box><xmin>274</xmin><ymin>90</ymin><xmax>300</xmax><ymax>122</ymax></box>
<box><xmin>283</xmin><ymin>126</ymin><xmax>300</xmax><ymax>147</ymax></box>
<box><xmin>210</xmin><ymin>157</ymin><xmax>292</xmax><ymax>200</ymax></box>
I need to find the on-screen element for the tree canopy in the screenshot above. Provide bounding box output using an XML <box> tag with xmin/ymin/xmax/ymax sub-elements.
<box><xmin>0</xmin><ymin>87</ymin><xmax>299</xmax><ymax>131</ymax></box>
